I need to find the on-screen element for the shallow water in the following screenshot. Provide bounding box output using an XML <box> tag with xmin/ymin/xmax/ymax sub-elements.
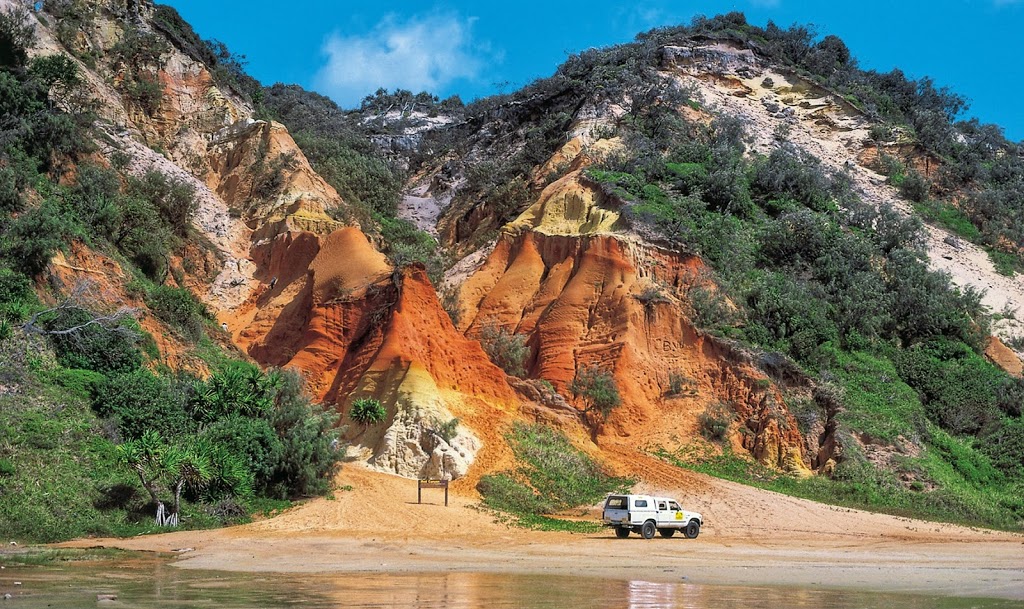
<box><xmin>0</xmin><ymin>558</ymin><xmax>1017</xmax><ymax>609</ymax></box>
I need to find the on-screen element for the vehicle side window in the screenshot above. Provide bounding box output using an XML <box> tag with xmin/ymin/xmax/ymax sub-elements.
<box><xmin>669</xmin><ymin>502</ymin><xmax>680</xmax><ymax>510</ymax></box>
<box><xmin>658</xmin><ymin>502</ymin><xmax>667</xmax><ymax>510</ymax></box>
<box><xmin>634</xmin><ymin>499</ymin><xmax>648</xmax><ymax>508</ymax></box>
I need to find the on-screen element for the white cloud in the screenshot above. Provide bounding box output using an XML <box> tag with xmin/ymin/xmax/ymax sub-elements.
<box><xmin>313</xmin><ymin>13</ymin><xmax>489</xmax><ymax>107</ymax></box>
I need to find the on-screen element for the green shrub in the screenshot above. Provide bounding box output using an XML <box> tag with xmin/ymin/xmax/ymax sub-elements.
<box><xmin>2</xmin><ymin>200</ymin><xmax>76</xmax><ymax>276</ymax></box>
<box><xmin>123</xmin><ymin>72</ymin><xmax>163</xmax><ymax>115</ymax></box>
<box><xmin>0</xmin><ymin>266</ymin><xmax>36</xmax><ymax>321</ymax></box>
<box><xmin>479</xmin><ymin>323</ymin><xmax>528</xmax><ymax>377</ymax></box>
<box><xmin>380</xmin><ymin>216</ymin><xmax>447</xmax><ymax>286</ymax></box>
<box><xmin>265</xmin><ymin>370</ymin><xmax>342</xmax><ymax>498</ymax></box>
<box><xmin>0</xmin><ymin>166</ymin><xmax>23</xmax><ymax>214</ymax></box>
<box><xmin>112</xmin><ymin>195</ymin><xmax>172</xmax><ymax>279</ymax></box>
<box><xmin>698</xmin><ymin>402</ymin><xmax>734</xmax><ymax>441</ymax></box>
<box><xmin>109</xmin><ymin>26</ymin><xmax>168</xmax><ymax>115</ymax></box>
<box><xmin>44</xmin><ymin>307</ymin><xmax>143</xmax><ymax>373</ymax></box>
<box><xmin>28</xmin><ymin>54</ymin><xmax>83</xmax><ymax>114</ymax></box>
<box><xmin>349</xmin><ymin>397</ymin><xmax>386</xmax><ymax>425</ymax></box>
<box><xmin>894</xmin><ymin>340</ymin><xmax>1004</xmax><ymax>436</ymax></box>
<box><xmin>127</xmin><ymin>170</ymin><xmax>197</xmax><ymax>238</ymax></box>
<box><xmin>189</xmin><ymin>362</ymin><xmax>279</xmax><ymax>422</ymax></box>
<box><xmin>431</xmin><ymin>417</ymin><xmax>460</xmax><ymax>443</ymax></box>
<box><xmin>46</xmin><ymin>367</ymin><xmax>105</xmax><ymax>400</ymax></box>
<box><xmin>686</xmin><ymin>285</ymin><xmax>739</xmax><ymax>333</ymax></box>
<box><xmin>66</xmin><ymin>164</ymin><xmax>121</xmax><ymax>240</ymax></box>
<box><xmin>743</xmin><ymin>272</ymin><xmax>838</xmax><ymax>362</ymax></box>
<box><xmin>93</xmin><ymin>369</ymin><xmax>191</xmax><ymax>440</ymax></box>
<box><xmin>146</xmin><ymin>285</ymin><xmax>208</xmax><ymax>342</ymax></box>
<box><xmin>884</xmin><ymin>249</ymin><xmax>986</xmax><ymax>348</ymax></box>
<box><xmin>292</xmin><ymin>131</ymin><xmax>402</xmax><ymax>217</ymax></box>
<box><xmin>981</xmin><ymin>417</ymin><xmax>1024</xmax><ymax>476</ymax></box>
<box><xmin>0</xmin><ymin>6</ymin><xmax>35</xmax><ymax>69</ymax></box>
<box><xmin>899</xmin><ymin>170</ymin><xmax>930</xmax><ymax>203</ymax></box>
<box><xmin>667</xmin><ymin>370</ymin><xmax>697</xmax><ymax>397</ymax></box>
<box><xmin>750</xmin><ymin>146</ymin><xmax>834</xmax><ymax>212</ymax></box>
<box><xmin>198</xmin><ymin>440</ymin><xmax>254</xmax><ymax>501</ymax></box>
<box><xmin>570</xmin><ymin>365</ymin><xmax>621</xmax><ymax>424</ymax></box>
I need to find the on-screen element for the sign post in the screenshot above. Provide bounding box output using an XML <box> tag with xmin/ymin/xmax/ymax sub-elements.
<box><xmin>417</xmin><ymin>479</ymin><xmax>449</xmax><ymax>506</ymax></box>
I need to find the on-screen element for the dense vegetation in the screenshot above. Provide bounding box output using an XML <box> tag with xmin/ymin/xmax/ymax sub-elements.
<box><xmin>0</xmin><ymin>8</ymin><xmax>342</xmax><ymax>542</ymax></box>
<box><xmin>564</xmin><ymin>43</ymin><xmax>1023</xmax><ymax>527</ymax></box>
<box><xmin>636</xmin><ymin>12</ymin><xmax>1024</xmax><ymax>273</ymax></box>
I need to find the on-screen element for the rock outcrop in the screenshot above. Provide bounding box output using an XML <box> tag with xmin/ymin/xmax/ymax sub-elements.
<box><xmin>456</xmin><ymin>163</ymin><xmax>809</xmax><ymax>472</ymax></box>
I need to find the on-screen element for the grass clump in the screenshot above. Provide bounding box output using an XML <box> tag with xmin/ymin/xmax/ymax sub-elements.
<box><xmin>697</xmin><ymin>402</ymin><xmax>734</xmax><ymax>441</ymax></box>
<box><xmin>349</xmin><ymin>397</ymin><xmax>386</xmax><ymax>426</ymax></box>
<box><xmin>477</xmin><ymin>423</ymin><xmax>632</xmax><ymax>527</ymax></box>
<box><xmin>817</xmin><ymin>346</ymin><xmax>925</xmax><ymax>443</ymax></box>
<box><xmin>913</xmin><ymin>199</ymin><xmax>981</xmax><ymax>242</ymax></box>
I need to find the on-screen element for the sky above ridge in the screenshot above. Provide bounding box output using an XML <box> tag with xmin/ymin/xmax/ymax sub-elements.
<box><xmin>163</xmin><ymin>0</ymin><xmax>1024</xmax><ymax>141</ymax></box>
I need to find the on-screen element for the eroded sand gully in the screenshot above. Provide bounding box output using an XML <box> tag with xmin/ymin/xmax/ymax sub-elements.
<box><xmin>61</xmin><ymin>464</ymin><xmax>1024</xmax><ymax>601</ymax></box>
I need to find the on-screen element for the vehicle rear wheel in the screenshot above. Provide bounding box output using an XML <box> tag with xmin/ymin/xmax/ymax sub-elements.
<box><xmin>684</xmin><ymin>520</ymin><xmax>700</xmax><ymax>539</ymax></box>
<box><xmin>614</xmin><ymin>526</ymin><xmax>630</xmax><ymax>538</ymax></box>
<box><xmin>657</xmin><ymin>528</ymin><xmax>675</xmax><ymax>538</ymax></box>
<box><xmin>641</xmin><ymin>521</ymin><xmax>656</xmax><ymax>539</ymax></box>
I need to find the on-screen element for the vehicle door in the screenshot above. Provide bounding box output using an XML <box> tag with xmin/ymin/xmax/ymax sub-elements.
<box><xmin>665</xmin><ymin>500</ymin><xmax>685</xmax><ymax>527</ymax></box>
<box><xmin>654</xmin><ymin>499</ymin><xmax>675</xmax><ymax>526</ymax></box>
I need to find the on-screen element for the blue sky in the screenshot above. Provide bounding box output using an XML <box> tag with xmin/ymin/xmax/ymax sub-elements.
<box><xmin>164</xmin><ymin>0</ymin><xmax>1024</xmax><ymax>141</ymax></box>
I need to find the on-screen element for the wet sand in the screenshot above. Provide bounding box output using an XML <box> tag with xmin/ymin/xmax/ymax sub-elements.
<box><xmin>58</xmin><ymin>464</ymin><xmax>1024</xmax><ymax>601</ymax></box>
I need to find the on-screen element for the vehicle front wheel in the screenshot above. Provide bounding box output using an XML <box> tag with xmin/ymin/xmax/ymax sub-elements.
<box><xmin>658</xmin><ymin>528</ymin><xmax>675</xmax><ymax>538</ymax></box>
<box><xmin>614</xmin><ymin>526</ymin><xmax>630</xmax><ymax>538</ymax></box>
<box><xmin>684</xmin><ymin>520</ymin><xmax>700</xmax><ymax>539</ymax></box>
<box><xmin>641</xmin><ymin>521</ymin><xmax>656</xmax><ymax>539</ymax></box>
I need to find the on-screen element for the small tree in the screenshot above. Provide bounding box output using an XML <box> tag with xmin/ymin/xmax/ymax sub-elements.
<box><xmin>116</xmin><ymin>430</ymin><xmax>212</xmax><ymax>527</ymax></box>
<box><xmin>570</xmin><ymin>365</ymin><xmax>621</xmax><ymax>430</ymax></box>
<box><xmin>267</xmin><ymin>371</ymin><xmax>342</xmax><ymax>498</ymax></box>
<box><xmin>0</xmin><ymin>7</ymin><xmax>35</xmax><ymax>69</ymax></box>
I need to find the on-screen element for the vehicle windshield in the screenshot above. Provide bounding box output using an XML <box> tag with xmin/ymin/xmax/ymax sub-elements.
<box><xmin>605</xmin><ymin>496</ymin><xmax>627</xmax><ymax>509</ymax></box>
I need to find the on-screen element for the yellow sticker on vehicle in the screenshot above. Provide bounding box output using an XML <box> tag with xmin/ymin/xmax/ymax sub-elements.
<box><xmin>675</xmin><ymin>512</ymin><xmax>683</xmax><ymax>520</ymax></box>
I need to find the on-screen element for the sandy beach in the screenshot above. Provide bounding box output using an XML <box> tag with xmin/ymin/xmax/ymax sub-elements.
<box><xmin>60</xmin><ymin>463</ymin><xmax>1024</xmax><ymax>601</ymax></box>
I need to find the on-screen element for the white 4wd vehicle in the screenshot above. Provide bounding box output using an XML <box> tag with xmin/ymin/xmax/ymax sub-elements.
<box><xmin>602</xmin><ymin>494</ymin><xmax>703</xmax><ymax>539</ymax></box>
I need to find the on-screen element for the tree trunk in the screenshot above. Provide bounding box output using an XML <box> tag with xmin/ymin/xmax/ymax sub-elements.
<box><xmin>169</xmin><ymin>480</ymin><xmax>184</xmax><ymax>528</ymax></box>
<box><xmin>155</xmin><ymin>501</ymin><xmax>168</xmax><ymax>526</ymax></box>
<box><xmin>136</xmin><ymin>467</ymin><xmax>173</xmax><ymax>527</ymax></box>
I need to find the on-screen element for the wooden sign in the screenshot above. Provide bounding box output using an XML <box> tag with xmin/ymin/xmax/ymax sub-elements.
<box><xmin>418</xmin><ymin>478</ymin><xmax>449</xmax><ymax>506</ymax></box>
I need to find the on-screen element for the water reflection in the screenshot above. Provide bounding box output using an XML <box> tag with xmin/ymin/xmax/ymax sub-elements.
<box><xmin>0</xmin><ymin>559</ymin><xmax>1017</xmax><ymax>609</ymax></box>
